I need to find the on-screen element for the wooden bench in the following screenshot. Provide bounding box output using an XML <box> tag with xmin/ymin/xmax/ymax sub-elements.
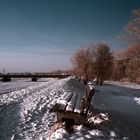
<box><xmin>50</xmin><ymin>78</ymin><xmax>95</xmax><ymax>124</ymax></box>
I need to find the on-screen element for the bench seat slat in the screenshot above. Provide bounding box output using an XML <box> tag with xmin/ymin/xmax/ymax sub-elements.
<box><xmin>57</xmin><ymin>92</ymin><xmax>73</xmax><ymax>111</ymax></box>
<box><xmin>66</xmin><ymin>92</ymin><xmax>78</xmax><ymax>112</ymax></box>
<box><xmin>64</xmin><ymin>92</ymin><xmax>73</xmax><ymax>102</ymax></box>
<box><xmin>58</xmin><ymin>92</ymin><xmax>67</xmax><ymax>100</ymax></box>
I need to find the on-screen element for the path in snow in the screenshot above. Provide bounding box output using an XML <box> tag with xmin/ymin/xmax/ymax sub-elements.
<box><xmin>92</xmin><ymin>81</ymin><xmax>140</xmax><ymax>139</ymax></box>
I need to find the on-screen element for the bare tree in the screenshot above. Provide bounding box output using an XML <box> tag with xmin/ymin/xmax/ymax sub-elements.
<box><xmin>91</xmin><ymin>43</ymin><xmax>113</xmax><ymax>84</ymax></box>
<box><xmin>112</xmin><ymin>49</ymin><xmax>127</xmax><ymax>81</ymax></box>
<box><xmin>126</xmin><ymin>9</ymin><xmax>140</xmax><ymax>41</ymax></box>
<box><xmin>71</xmin><ymin>47</ymin><xmax>92</xmax><ymax>83</ymax></box>
<box><xmin>119</xmin><ymin>9</ymin><xmax>140</xmax><ymax>44</ymax></box>
<box><xmin>125</xmin><ymin>43</ymin><xmax>140</xmax><ymax>82</ymax></box>
<box><xmin>119</xmin><ymin>9</ymin><xmax>140</xmax><ymax>83</ymax></box>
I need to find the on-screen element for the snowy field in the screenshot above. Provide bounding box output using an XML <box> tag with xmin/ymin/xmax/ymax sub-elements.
<box><xmin>0</xmin><ymin>79</ymin><xmax>37</xmax><ymax>95</ymax></box>
<box><xmin>0</xmin><ymin>78</ymin><xmax>140</xmax><ymax>140</ymax></box>
<box><xmin>0</xmin><ymin>78</ymin><xmax>68</xmax><ymax>139</ymax></box>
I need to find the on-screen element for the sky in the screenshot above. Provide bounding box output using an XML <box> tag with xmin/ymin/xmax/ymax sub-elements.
<box><xmin>0</xmin><ymin>0</ymin><xmax>140</xmax><ymax>72</ymax></box>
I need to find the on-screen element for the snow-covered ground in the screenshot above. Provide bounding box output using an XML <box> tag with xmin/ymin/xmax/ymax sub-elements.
<box><xmin>92</xmin><ymin>81</ymin><xmax>140</xmax><ymax>140</ymax></box>
<box><xmin>0</xmin><ymin>79</ymin><xmax>35</xmax><ymax>95</ymax></box>
<box><xmin>0</xmin><ymin>78</ymin><xmax>68</xmax><ymax>139</ymax></box>
<box><xmin>0</xmin><ymin>78</ymin><xmax>140</xmax><ymax>140</ymax></box>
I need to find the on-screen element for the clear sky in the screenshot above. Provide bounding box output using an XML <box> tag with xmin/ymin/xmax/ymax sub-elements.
<box><xmin>0</xmin><ymin>0</ymin><xmax>140</xmax><ymax>72</ymax></box>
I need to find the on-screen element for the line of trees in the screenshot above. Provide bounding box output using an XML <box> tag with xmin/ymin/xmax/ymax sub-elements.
<box><xmin>71</xmin><ymin>43</ymin><xmax>113</xmax><ymax>85</ymax></box>
<box><xmin>71</xmin><ymin>9</ymin><xmax>140</xmax><ymax>84</ymax></box>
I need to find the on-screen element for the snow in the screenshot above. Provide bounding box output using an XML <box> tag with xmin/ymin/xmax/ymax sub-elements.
<box><xmin>93</xmin><ymin>81</ymin><xmax>140</xmax><ymax>115</ymax></box>
<box><xmin>49</xmin><ymin>124</ymin><xmax>106</xmax><ymax>140</ymax></box>
<box><xmin>134</xmin><ymin>97</ymin><xmax>140</xmax><ymax>105</ymax></box>
<box><xmin>88</xmin><ymin>113</ymin><xmax>109</xmax><ymax>124</ymax></box>
<box><xmin>0</xmin><ymin>78</ymin><xmax>69</xmax><ymax>139</ymax></box>
<box><xmin>91</xmin><ymin>80</ymin><xmax>140</xmax><ymax>139</ymax></box>
<box><xmin>106</xmin><ymin>80</ymin><xmax>140</xmax><ymax>89</ymax></box>
<box><xmin>0</xmin><ymin>79</ymin><xmax>36</xmax><ymax>95</ymax></box>
<box><xmin>0</xmin><ymin>78</ymin><xmax>140</xmax><ymax>139</ymax></box>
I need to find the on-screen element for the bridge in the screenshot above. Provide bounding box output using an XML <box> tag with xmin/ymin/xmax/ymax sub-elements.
<box><xmin>0</xmin><ymin>74</ymin><xmax>71</xmax><ymax>82</ymax></box>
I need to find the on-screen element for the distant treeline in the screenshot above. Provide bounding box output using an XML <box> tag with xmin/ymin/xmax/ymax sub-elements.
<box><xmin>0</xmin><ymin>70</ymin><xmax>71</xmax><ymax>76</ymax></box>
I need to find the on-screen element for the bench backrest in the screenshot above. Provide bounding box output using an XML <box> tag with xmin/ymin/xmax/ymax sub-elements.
<box><xmin>85</xmin><ymin>84</ymin><xmax>95</xmax><ymax>115</ymax></box>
